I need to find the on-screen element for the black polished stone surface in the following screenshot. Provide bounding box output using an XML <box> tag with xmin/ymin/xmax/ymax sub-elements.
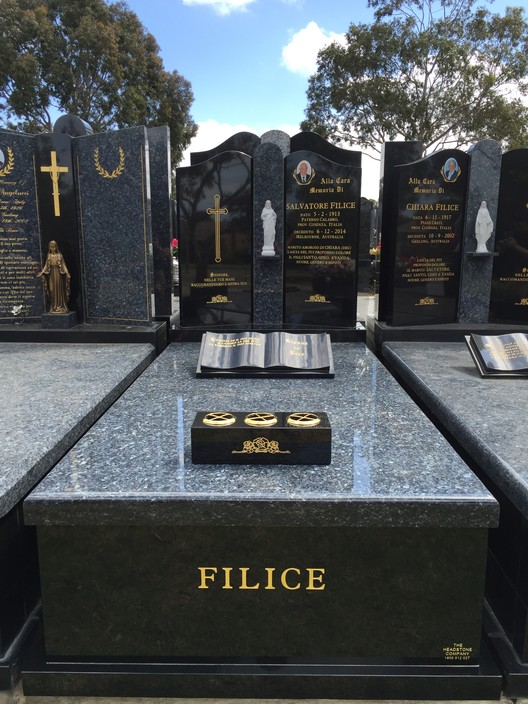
<box><xmin>191</xmin><ymin>411</ymin><xmax>331</xmax><ymax>464</ymax></box>
<box><xmin>384</xmin><ymin>149</ymin><xmax>469</xmax><ymax>325</ymax></box>
<box><xmin>73</xmin><ymin>127</ymin><xmax>154</xmax><ymax>325</ymax></box>
<box><xmin>21</xmin><ymin>342</ymin><xmax>500</xmax><ymax>697</ymax></box>
<box><xmin>190</xmin><ymin>132</ymin><xmax>261</xmax><ymax>165</ymax></box>
<box><xmin>0</xmin><ymin>130</ymin><xmax>45</xmax><ymax>323</ymax></box>
<box><xmin>148</xmin><ymin>126</ymin><xmax>173</xmax><ymax>319</ymax></box>
<box><xmin>34</xmin><ymin>132</ymin><xmax>83</xmax><ymax>318</ymax></box>
<box><xmin>284</xmin><ymin>150</ymin><xmax>360</xmax><ymax>328</ymax></box>
<box><xmin>290</xmin><ymin>132</ymin><xmax>361</xmax><ymax>167</ymax></box>
<box><xmin>377</xmin><ymin>140</ymin><xmax>424</xmax><ymax>322</ymax></box>
<box><xmin>53</xmin><ymin>114</ymin><xmax>93</xmax><ymax>137</ymax></box>
<box><xmin>490</xmin><ymin>148</ymin><xmax>528</xmax><ymax>323</ymax></box>
<box><xmin>177</xmin><ymin>152</ymin><xmax>252</xmax><ymax>328</ymax></box>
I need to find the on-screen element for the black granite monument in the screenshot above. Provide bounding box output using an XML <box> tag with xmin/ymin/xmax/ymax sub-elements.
<box><xmin>283</xmin><ymin>150</ymin><xmax>361</xmax><ymax>327</ymax></box>
<box><xmin>382</xmin><ymin>149</ymin><xmax>469</xmax><ymax>325</ymax></box>
<box><xmin>177</xmin><ymin>152</ymin><xmax>253</xmax><ymax>328</ymax></box>
<box><xmin>0</xmin><ymin>131</ymin><xmax>45</xmax><ymax>323</ymax></box>
<box><xmin>489</xmin><ymin>148</ymin><xmax>528</xmax><ymax>324</ymax></box>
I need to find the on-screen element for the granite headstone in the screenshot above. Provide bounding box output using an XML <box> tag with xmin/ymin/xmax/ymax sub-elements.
<box><xmin>73</xmin><ymin>127</ymin><xmax>154</xmax><ymax>325</ymax></box>
<box><xmin>284</xmin><ymin>150</ymin><xmax>361</xmax><ymax>327</ymax></box>
<box><xmin>458</xmin><ymin>139</ymin><xmax>501</xmax><ymax>323</ymax></box>
<box><xmin>177</xmin><ymin>151</ymin><xmax>252</xmax><ymax>328</ymax></box>
<box><xmin>377</xmin><ymin>141</ymin><xmax>424</xmax><ymax>322</ymax></box>
<box><xmin>0</xmin><ymin>131</ymin><xmax>44</xmax><ymax>323</ymax></box>
<box><xmin>489</xmin><ymin>148</ymin><xmax>528</xmax><ymax>323</ymax></box>
<box><xmin>147</xmin><ymin>126</ymin><xmax>173</xmax><ymax>319</ymax></box>
<box><xmin>384</xmin><ymin>149</ymin><xmax>469</xmax><ymax>325</ymax></box>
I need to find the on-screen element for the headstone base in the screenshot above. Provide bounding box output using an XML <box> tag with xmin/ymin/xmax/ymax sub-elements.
<box><xmin>41</xmin><ymin>312</ymin><xmax>78</xmax><ymax>329</ymax></box>
<box><xmin>20</xmin><ymin>620</ymin><xmax>502</xmax><ymax>700</ymax></box>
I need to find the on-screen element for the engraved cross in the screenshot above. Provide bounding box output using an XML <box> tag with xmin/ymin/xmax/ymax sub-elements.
<box><xmin>206</xmin><ymin>194</ymin><xmax>228</xmax><ymax>263</ymax></box>
<box><xmin>40</xmin><ymin>151</ymin><xmax>69</xmax><ymax>217</ymax></box>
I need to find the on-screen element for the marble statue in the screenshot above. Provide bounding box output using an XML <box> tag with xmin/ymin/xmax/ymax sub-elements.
<box><xmin>475</xmin><ymin>201</ymin><xmax>494</xmax><ymax>253</ymax></box>
<box><xmin>260</xmin><ymin>200</ymin><xmax>277</xmax><ymax>256</ymax></box>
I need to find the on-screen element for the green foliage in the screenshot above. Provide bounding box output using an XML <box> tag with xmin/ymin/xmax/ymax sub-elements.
<box><xmin>0</xmin><ymin>0</ymin><xmax>197</xmax><ymax>164</ymax></box>
<box><xmin>301</xmin><ymin>0</ymin><xmax>528</xmax><ymax>153</ymax></box>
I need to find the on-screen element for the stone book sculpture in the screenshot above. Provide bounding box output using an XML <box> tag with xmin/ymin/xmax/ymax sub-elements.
<box><xmin>465</xmin><ymin>332</ymin><xmax>528</xmax><ymax>377</ymax></box>
<box><xmin>196</xmin><ymin>331</ymin><xmax>334</xmax><ymax>377</ymax></box>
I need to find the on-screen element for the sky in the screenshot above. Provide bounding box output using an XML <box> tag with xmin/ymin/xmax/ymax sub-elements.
<box><xmin>122</xmin><ymin>0</ymin><xmax>516</xmax><ymax>199</ymax></box>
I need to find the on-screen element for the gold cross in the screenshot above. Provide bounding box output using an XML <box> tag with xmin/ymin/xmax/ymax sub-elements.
<box><xmin>206</xmin><ymin>194</ymin><xmax>228</xmax><ymax>263</ymax></box>
<box><xmin>40</xmin><ymin>151</ymin><xmax>69</xmax><ymax>217</ymax></box>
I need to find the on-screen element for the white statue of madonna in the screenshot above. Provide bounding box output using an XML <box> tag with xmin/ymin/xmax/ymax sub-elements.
<box><xmin>261</xmin><ymin>200</ymin><xmax>277</xmax><ymax>256</ymax></box>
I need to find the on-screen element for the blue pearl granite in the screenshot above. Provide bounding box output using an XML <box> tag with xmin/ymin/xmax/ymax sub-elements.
<box><xmin>382</xmin><ymin>341</ymin><xmax>528</xmax><ymax>517</ymax></box>
<box><xmin>1</xmin><ymin>342</ymin><xmax>155</xmax><ymax>518</ymax></box>
<box><xmin>24</xmin><ymin>342</ymin><xmax>497</xmax><ymax>528</ymax></box>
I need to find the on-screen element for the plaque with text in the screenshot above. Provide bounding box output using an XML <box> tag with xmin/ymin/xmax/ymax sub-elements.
<box><xmin>386</xmin><ymin>149</ymin><xmax>468</xmax><ymax>325</ymax></box>
<box><xmin>284</xmin><ymin>151</ymin><xmax>360</xmax><ymax>327</ymax></box>
<box><xmin>196</xmin><ymin>330</ymin><xmax>333</xmax><ymax>377</ymax></box>
<box><xmin>490</xmin><ymin>149</ymin><xmax>528</xmax><ymax>323</ymax></box>
<box><xmin>0</xmin><ymin>131</ymin><xmax>44</xmax><ymax>322</ymax></box>
<box><xmin>465</xmin><ymin>332</ymin><xmax>528</xmax><ymax>377</ymax></box>
<box><xmin>178</xmin><ymin>152</ymin><xmax>252</xmax><ymax>328</ymax></box>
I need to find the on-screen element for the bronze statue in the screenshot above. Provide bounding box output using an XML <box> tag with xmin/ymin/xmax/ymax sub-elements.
<box><xmin>37</xmin><ymin>240</ymin><xmax>71</xmax><ymax>313</ymax></box>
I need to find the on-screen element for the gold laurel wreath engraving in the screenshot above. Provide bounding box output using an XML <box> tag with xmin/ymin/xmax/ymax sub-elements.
<box><xmin>0</xmin><ymin>147</ymin><xmax>15</xmax><ymax>178</ymax></box>
<box><xmin>94</xmin><ymin>147</ymin><xmax>125</xmax><ymax>179</ymax></box>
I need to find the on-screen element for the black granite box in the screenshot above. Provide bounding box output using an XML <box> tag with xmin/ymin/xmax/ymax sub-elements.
<box><xmin>191</xmin><ymin>411</ymin><xmax>331</xmax><ymax>465</ymax></box>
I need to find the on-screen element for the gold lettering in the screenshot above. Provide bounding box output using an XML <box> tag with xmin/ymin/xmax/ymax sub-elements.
<box><xmin>198</xmin><ymin>566</ymin><xmax>217</xmax><ymax>589</ymax></box>
<box><xmin>264</xmin><ymin>567</ymin><xmax>276</xmax><ymax>590</ymax></box>
<box><xmin>240</xmin><ymin>567</ymin><xmax>260</xmax><ymax>590</ymax></box>
<box><xmin>222</xmin><ymin>567</ymin><xmax>233</xmax><ymax>589</ymax></box>
<box><xmin>306</xmin><ymin>567</ymin><xmax>326</xmax><ymax>590</ymax></box>
<box><xmin>281</xmin><ymin>567</ymin><xmax>301</xmax><ymax>590</ymax></box>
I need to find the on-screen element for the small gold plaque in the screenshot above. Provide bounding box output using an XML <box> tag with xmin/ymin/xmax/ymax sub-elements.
<box><xmin>244</xmin><ymin>412</ymin><xmax>278</xmax><ymax>427</ymax></box>
<box><xmin>202</xmin><ymin>412</ymin><xmax>236</xmax><ymax>427</ymax></box>
<box><xmin>286</xmin><ymin>412</ymin><xmax>321</xmax><ymax>427</ymax></box>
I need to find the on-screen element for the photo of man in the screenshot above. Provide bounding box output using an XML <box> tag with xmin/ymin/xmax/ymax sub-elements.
<box><xmin>294</xmin><ymin>160</ymin><xmax>315</xmax><ymax>185</ymax></box>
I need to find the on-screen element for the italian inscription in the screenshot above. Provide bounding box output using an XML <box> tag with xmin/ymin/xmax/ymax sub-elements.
<box><xmin>284</xmin><ymin>151</ymin><xmax>360</xmax><ymax>327</ymax></box>
<box><xmin>389</xmin><ymin>150</ymin><xmax>468</xmax><ymax>325</ymax></box>
<box><xmin>0</xmin><ymin>139</ymin><xmax>44</xmax><ymax>321</ymax></box>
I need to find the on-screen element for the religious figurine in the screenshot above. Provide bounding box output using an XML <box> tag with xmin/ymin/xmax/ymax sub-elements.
<box><xmin>475</xmin><ymin>201</ymin><xmax>494</xmax><ymax>253</ymax></box>
<box><xmin>37</xmin><ymin>240</ymin><xmax>71</xmax><ymax>313</ymax></box>
<box><xmin>261</xmin><ymin>200</ymin><xmax>277</xmax><ymax>256</ymax></box>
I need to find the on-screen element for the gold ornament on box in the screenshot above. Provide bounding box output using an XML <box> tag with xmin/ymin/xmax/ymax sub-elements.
<box><xmin>286</xmin><ymin>412</ymin><xmax>321</xmax><ymax>427</ymax></box>
<box><xmin>244</xmin><ymin>412</ymin><xmax>277</xmax><ymax>427</ymax></box>
<box><xmin>202</xmin><ymin>411</ymin><xmax>236</xmax><ymax>427</ymax></box>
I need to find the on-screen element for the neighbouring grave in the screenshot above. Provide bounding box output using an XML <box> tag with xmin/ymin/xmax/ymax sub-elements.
<box><xmin>489</xmin><ymin>148</ymin><xmax>528</xmax><ymax>323</ymax></box>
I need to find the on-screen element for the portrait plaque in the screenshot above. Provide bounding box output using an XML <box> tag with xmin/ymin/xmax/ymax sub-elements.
<box><xmin>284</xmin><ymin>150</ymin><xmax>360</xmax><ymax>328</ymax></box>
<box><xmin>386</xmin><ymin>149</ymin><xmax>468</xmax><ymax>325</ymax></box>
<box><xmin>177</xmin><ymin>152</ymin><xmax>252</xmax><ymax>328</ymax></box>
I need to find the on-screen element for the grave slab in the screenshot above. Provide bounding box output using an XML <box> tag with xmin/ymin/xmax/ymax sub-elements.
<box><xmin>0</xmin><ymin>342</ymin><xmax>155</xmax><ymax>690</ymax></box>
<box><xmin>22</xmin><ymin>343</ymin><xmax>500</xmax><ymax>699</ymax></box>
<box><xmin>381</xmin><ymin>340</ymin><xmax>528</xmax><ymax>696</ymax></box>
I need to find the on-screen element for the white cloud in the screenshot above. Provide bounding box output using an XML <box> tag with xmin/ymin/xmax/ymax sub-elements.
<box><xmin>182</xmin><ymin>0</ymin><xmax>255</xmax><ymax>15</ymax></box>
<box><xmin>281</xmin><ymin>21</ymin><xmax>345</xmax><ymax>78</ymax></box>
<box><xmin>180</xmin><ymin>119</ymin><xmax>380</xmax><ymax>200</ymax></box>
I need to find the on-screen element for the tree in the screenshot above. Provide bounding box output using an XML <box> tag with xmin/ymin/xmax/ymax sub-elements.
<box><xmin>0</xmin><ymin>0</ymin><xmax>197</xmax><ymax>165</ymax></box>
<box><xmin>301</xmin><ymin>0</ymin><xmax>528</xmax><ymax>154</ymax></box>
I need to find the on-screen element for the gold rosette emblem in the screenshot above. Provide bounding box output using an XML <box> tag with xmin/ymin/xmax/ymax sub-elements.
<box><xmin>94</xmin><ymin>147</ymin><xmax>125</xmax><ymax>179</ymax></box>
<box><xmin>232</xmin><ymin>437</ymin><xmax>290</xmax><ymax>454</ymax></box>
